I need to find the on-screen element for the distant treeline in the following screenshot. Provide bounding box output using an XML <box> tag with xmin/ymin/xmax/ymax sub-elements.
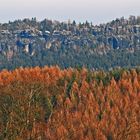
<box><xmin>0</xmin><ymin>16</ymin><xmax>140</xmax><ymax>70</ymax></box>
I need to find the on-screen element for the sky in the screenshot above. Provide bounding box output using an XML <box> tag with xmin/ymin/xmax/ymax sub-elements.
<box><xmin>0</xmin><ymin>0</ymin><xmax>140</xmax><ymax>25</ymax></box>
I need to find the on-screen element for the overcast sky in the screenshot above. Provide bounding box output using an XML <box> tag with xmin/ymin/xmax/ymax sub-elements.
<box><xmin>0</xmin><ymin>0</ymin><xmax>140</xmax><ymax>24</ymax></box>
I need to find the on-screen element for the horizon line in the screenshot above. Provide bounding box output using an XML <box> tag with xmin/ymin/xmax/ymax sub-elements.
<box><xmin>0</xmin><ymin>15</ymin><xmax>140</xmax><ymax>26</ymax></box>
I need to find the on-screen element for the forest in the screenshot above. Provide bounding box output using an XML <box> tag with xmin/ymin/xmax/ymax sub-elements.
<box><xmin>0</xmin><ymin>66</ymin><xmax>140</xmax><ymax>140</ymax></box>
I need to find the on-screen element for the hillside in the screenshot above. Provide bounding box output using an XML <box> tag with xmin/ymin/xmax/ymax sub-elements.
<box><xmin>0</xmin><ymin>66</ymin><xmax>140</xmax><ymax>139</ymax></box>
<box><xmin>0</xmin><ymin>16</ymin><xmax>140</xmax><ymax>70</ymax></box>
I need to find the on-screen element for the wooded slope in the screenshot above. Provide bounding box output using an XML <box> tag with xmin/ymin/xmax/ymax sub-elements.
<box><xmin>0</xmin><ymin>66</ymin><xmax>140</xmax><ymax>140</ymax></box>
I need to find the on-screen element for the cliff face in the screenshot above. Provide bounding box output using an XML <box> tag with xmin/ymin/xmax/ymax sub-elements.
<box><xmin>0</xmin><ymin>16</ymin><xmax>140</xmax><ymax>70</ymax></box>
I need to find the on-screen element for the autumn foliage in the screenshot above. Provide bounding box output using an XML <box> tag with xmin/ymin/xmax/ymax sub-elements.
<box><xmin>0</xmin><ymin>66</ymin><xmax>140</xmax><ymax>140</ymax></box>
